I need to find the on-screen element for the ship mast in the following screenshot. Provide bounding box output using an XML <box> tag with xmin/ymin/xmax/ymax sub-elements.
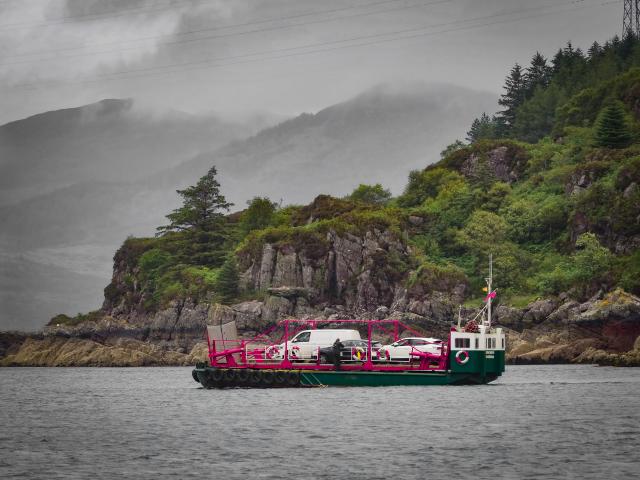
<box><xmin>485</xmin><ymin>253</ymin><xmax>493</xmax><ymax>329</ymax></box>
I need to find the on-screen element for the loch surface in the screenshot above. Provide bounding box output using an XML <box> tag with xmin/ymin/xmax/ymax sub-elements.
<box><xmin>1</xmin><ymin>365</ymin><xmax>638</xmax><ymax>479</ymax></box>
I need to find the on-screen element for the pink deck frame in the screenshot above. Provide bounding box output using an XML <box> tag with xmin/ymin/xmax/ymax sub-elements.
<box><xmin>206</xmin><ymin>319</ymin><xmax>451</xmax><ymax>372</ymax></box>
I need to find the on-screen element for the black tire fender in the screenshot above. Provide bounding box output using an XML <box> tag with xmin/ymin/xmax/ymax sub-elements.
<box><xmin>285</xmin><ymin>371</ymin><xmax>300</xmax><ymax>387</ymax></box>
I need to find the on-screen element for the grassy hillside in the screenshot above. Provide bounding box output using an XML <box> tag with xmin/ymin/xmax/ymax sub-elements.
<box><xmin>80</xmin><ymin>34</ymin><xmax>640</xmax><ymax>324</ymax></box>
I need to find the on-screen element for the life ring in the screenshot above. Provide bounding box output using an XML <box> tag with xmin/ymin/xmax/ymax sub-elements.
<box><xmin>265</xmin><ymin>345</ymin><xmax>280</xmax><ymax>359</ymax></box>
<box><xmin>352</xmin><ymin>346</ymin><xmax>366</xmax><ymax>361</ymax></box>
<box><xmin>290</xmin><ymin>345</ymin><xmax>301</xmax><ymax>359</ymax></box>
<box><xmin>455</xmin><ymin>350</ymin><xmax>470</xmax><ymax>365</ymax></box>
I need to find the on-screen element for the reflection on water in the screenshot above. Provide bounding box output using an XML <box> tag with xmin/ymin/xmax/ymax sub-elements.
<box><xmin>1</xmin><ymin>365</ymin><xmax>638</xmax><ymax>479</ymax></box>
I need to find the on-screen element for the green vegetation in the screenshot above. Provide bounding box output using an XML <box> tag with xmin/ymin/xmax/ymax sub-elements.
<box><xmin>216</xmin><ymin>256</ymin><xmax>239</xmax><ymax>304</ymax></box>
<box><xmin>348</xmin><ymin>183</ymin><xmax>392</xmax><ymax>205</ymax></box>
<box><xmin>594</xmin><ymin>101</ymin><xmax>632</xmax><ymax>148</ymax></box>
<box><xmin>47</xmin><ymin>310</ymin><xmax>103</xmax><ymax>327</ymax></box>
<box><xmin>90</xmin><ymin>32</ymin><xmax>640</xmax><ymax>323</ymax></box>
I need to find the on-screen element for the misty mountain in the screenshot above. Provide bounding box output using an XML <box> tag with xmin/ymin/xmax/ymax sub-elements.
<box><xmin>0</xmin><ymin>83</ymin><xmax>496</xmax><ymax>330</ymax></box>
<box><xmin>0</xmin><ymin>98</ymin><xmax>256</xmax><ymax>206</ymax></box>
<box><xmin>171</xmin><ymin>83</ymin><xmax>497</xmax><ymax>205</ymax></box>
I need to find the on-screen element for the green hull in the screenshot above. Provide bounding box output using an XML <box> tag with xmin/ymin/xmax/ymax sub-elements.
<box><xmin>299</xmin><ymin>370</ymin><xmax>498</xmax><ymax>386</ymax></box>
<box><xmin>192</xmin><ymin>366</ymin><xmax>500</xmax><ymax>388</ymax></box>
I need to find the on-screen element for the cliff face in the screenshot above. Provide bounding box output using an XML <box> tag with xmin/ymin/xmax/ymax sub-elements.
<box><xmin>239</xmin><ymin>229</ymin><xmax>411</xmax><ymax>312</ymax></box>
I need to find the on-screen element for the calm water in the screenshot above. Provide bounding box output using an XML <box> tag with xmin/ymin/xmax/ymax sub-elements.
<box><xmin>1</xmin><ymin>365</ymin><xmax>638</xmax><ymax>479</ymax></box>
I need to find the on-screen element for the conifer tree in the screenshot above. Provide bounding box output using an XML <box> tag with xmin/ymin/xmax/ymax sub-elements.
<box><xmin>159</xmin><ymin>166</ymin><xmax>232</xmax><ymax>233</ymax></box>
<box><xmin>587</xmin><ymin>41</ymin><xmax>602</xmax><ymax>60</ymax></box>
<box><xmin>158</xmin><ymin>166</ymin><xmax>233</xmax><ymax>266</ymax></box>
<box><xmin>524</xmin><ymin>52</ymin><xmax>551</xmax><ymax>96</ymax></box>
<box><xmin>466</xmin><ymin>113</ymin><xmax>496</xmax><ymax>143</ymax></box>
<box><xmin>497</xmin><ymin>63</ymin><xmax>526</xmax><ymax>132</ymax></box>
<box><xmin>216</xmin><ymin>255</ymin><xmax>239</xmax><ymax>304</ymax></box>
<box><xmin>594</xmin><ymin>102</ymin><xmax>632</xmax><ymax>149</ymax></box>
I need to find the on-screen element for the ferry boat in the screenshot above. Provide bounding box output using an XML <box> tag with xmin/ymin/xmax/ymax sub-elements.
<box><xmin>192</xmin><ymin>261</ymin><xmax>505</xmax><ymax>388</ymax></box>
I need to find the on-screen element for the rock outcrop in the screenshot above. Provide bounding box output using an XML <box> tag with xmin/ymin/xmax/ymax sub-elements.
<box><xmin>505</xmin><ymin>289</ymin><xmax>640</xmax><ymax>366</ymax></box>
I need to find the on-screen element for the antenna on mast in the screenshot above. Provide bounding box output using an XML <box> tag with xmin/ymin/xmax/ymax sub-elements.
<box><xmin>484</xmin><ymin>254</ymin><xmax>493</xmax><ymax>328</ymax></box>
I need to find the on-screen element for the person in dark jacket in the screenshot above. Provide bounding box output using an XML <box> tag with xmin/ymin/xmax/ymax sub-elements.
<box><xmin>332</xmin><ymin>338</ymin><xmax>344</xmax><ymax>371</ymax></box>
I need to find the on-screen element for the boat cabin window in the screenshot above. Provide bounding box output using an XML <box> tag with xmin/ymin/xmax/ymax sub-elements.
<box><xmin>475</xmin><ymin>338</ymin><xmax>479</xmax><ymax>349</ymax></box>
<box><xmin>292</xmin><ymin>331</ymin><xmax>311</xmax><ymax>343</ymax></box>
<box><xmin>486</xmin><ymin>338</ymin><xmax>496</xmax><ymax>349</ymax></box>
<box><xmin>502</xmin><ymin>338</ymin><xmax>505</xmax><ymax>349</ymax></box>
<box><xmin>454</xmin><ymin>338</ymin><xmax>470</xmax><ymax>349</ymax></box>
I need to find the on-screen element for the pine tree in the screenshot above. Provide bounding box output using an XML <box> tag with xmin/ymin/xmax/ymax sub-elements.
<box><xmin>158</xmin><ymin>166</ymin><xmax>233</xmax><ymax>266</ymax></box>
<box><xmin>497</xmin><ymin>63</ymin><xmax>526</xmax><ymax>132</ymax></box>
<box><xmin>466</xmin><ymin>113</ymin><xmax>496</xmax><ymax>143</ymax></box>
<box><xmin>158</xmin><ymin>166</ymin><xmax>232</xmax><ymax>233</ymax></box>
<box><xmin>587</xmin><ymin>41</ymin><xmax>602</xmax><ymax>60</ymax></box>
<box><xmin>593</xmin><ymin>102</ymin><xmax>632</xmax><ymax>149</ymax></box>
<box><xmin>216</xmin><ymin>256</ymin><xmax>239</xmax><ymax>304</ymax></box>
<box><xmin>524</xmin><ymin>52</ymin><xmax>551</xmax><ymax>97</ymax></box>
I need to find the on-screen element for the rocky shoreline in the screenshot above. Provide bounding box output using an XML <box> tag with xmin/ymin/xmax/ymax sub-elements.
<box><xmin>2</xmin><ymin>288</ymin><xmax>639</xmax><ymax>367</ymax></box>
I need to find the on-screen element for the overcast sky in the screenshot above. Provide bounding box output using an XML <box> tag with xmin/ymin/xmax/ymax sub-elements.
<box><xmin>0</xmin><ymin>0</ymin><xmax>622</xmax><ymax>124</ymax></box>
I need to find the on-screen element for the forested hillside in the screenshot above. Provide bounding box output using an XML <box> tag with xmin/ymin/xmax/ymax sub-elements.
<box><xmin>93</xmin><ymin>34</ymin><xmax>640</xmax><ymax>319</ymax></box>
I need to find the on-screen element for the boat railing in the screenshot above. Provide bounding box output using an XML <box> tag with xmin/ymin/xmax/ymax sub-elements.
<box><xmin>207</xmin><ymin>318</ymin><xmax>452</xmax><ymax>371</ymax></box>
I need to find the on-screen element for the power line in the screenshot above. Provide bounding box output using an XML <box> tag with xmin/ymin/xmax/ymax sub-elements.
<box><xmin>0</xmin><ymin>0</ymin><xmax>211</xmax><ymax>30</ymax></box>
<box><xmin>4</xmin><ymin>0</ymin><xmax>620</xmax><ymax>90</ymax></box>
<box><xmin>3</xmin><ymin>0</ymin><xmax>410</xmax><ymax>58</ymax></box>
<box><xmin>0</xmin><ymin>0</ymin><xmax>454</xmax><ymax>67</ymax></box>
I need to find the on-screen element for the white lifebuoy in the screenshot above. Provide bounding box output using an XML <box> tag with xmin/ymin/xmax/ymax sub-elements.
<box><xmin>352</xmin><ymin>346</ymin><xmax>366</xmax><ymax>361</ymax></box>
<box><xmin>455</xmin><ymin>350</ymin><xmax>470</xmax><ymax>365</ymax></box>
<box><xmin>290</xmin><ymin>345</ymin><xmax>301</xmax><ymax>358</ymax></box>
<box><xmin>265</xmin><ymin>345</ymin><xmax>280</xmax><ymax>359</ymax></box>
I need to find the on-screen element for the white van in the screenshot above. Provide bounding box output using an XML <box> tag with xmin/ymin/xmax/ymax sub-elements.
<box><xmin>272</xmin><ymin>329</ymin><xmax>361</xmax><ymax>361</ymax></box>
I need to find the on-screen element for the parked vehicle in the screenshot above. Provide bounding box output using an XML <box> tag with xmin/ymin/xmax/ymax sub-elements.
<box><xmin>378</xmin><ymin>337</ymin><xmax>443</xmax><ymax>362</ymax></box>
<box><xmin>268</xmin><ymin>329</ymin><xmax>361</xmax><ymax>360</ymax></box>
<box><xmin>318</xmin><ymin>339</ymin><xmax>382</xmax><ymax>363</ymax></box>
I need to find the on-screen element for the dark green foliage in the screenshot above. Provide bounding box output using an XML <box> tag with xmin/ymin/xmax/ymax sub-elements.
<box><xmin>466</xmin><ymin>113</ymin><xmax>499</xmax><ymax>143</ymax></box>
<box><xmin>158</xmin><ymin>166</ymin><xmax>232</xmax><ymax>234</ymax></box>
<box><xmin>47</xmin><ymin>310</ymin><xmax>103</xmax><ymax>327</ymax></box>
<box><xmin>407</xmin><ymin>261</ymin><xmax>468</xmax><ymax>294</ymax></box>
<box><xmin>535</xmin><ymin>233</ymin><xmax>613</xmax><ymax>296</ymax></box>
<box><xmin>239</xmin><ymin>197</ymin><xmax>278</xmax><ymax>236</ymax></box>
<box><xmin>216</xmin><ymin>256</ymin><xmax>239</xmax><ymax>304</ymax></box>
<box><xmin>291</xmin><ymin>195</ymin><xmax>359</xmax><ymax>225</ymax></box>
<box><xmin>348</xmin><ymin>183</ymin><xmax>392</xmax><ymax>205</ymax></box>
<box><xmin>513</xmin><ymin>83</ymin><xmax>567</xmax><ymax>143</ymax></box>
<box><xmin>498</xmin><ymin>63</ymin><xmax>527</xmax><ymax>132</ymax></box>
<box><xmin>593</xmin><ymin>102</ymin><xmax>632</xmax><ymax>148</ymax></box>
<box><xmin>398</xmin><ymin>167</ymin><xmax>463</xmax><ymax>208</ymax></box>
<box><xmin>615</xmin><ymin>251</ymin><xmax>640</xmax><ymax>294</ymax></box>
<box><xmin>523</xmin><ymin>52</ymin><xmax>551</xmax><ymax>96</ymax></box>
<box><xmin>157</xmin><ymin>166</ymin><xmax>233</xmax><ymax>267</ymax></box>
<box><xmin>440</xmin><ymin>140</ymin><xmax>466</xmax><ymax>158</ymax></box>
<box><xmin>472</xmin><ymin>34</ymin><xmax>640</xmax><ymax>142</ymax></box>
